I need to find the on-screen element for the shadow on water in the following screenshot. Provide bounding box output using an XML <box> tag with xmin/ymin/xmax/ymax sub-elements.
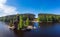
<box><xmin>13</xmin><ymin>30</ymin><xmax>24</xmax><ymax>37</ymax></box>
<box><xmin>1</xmin><ymin>22</ymin><xmax>60</xmax><ymax>37</ymax></box>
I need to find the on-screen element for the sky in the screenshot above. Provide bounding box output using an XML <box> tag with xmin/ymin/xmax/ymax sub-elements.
<box><xmin>0</xmin><ymin>0</ymin><xmax>60</xmax><ymax>17</ymax></box>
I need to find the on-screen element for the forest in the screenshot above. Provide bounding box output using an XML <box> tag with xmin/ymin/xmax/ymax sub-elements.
<box><xmin>0</xmin><ymin>14</ymin><xmax>60</xmax><ymax>30</ymax></box>
<box><xmin>38</xmin><ymin>14</ymin><xmax>60</xmax><ymax>23</ymax></box>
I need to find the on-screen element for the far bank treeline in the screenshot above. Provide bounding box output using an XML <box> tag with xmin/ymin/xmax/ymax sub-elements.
<box><xmin>38</xmin><ymin>14</ymin><xmax>60</xmax><ymax>23</ymax></box>
<box><xmin>0</xmin><ymin>14</ymin><xmax>60</xmax><ymax>23</ymax></box>
<box><xmin>0</xmin><ymin>14</ymin><xmax>35</xmax><ymax>22</ymax></box>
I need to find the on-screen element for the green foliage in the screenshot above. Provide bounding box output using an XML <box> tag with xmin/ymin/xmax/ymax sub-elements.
<box><xmin>50</xmin><ymin>16</ymin><xmax>52</xmax><ymax>21</ymax></box>
<box><xmin>9</xmin><ymin>20</ymin><xmax>13</xmax><ymax>27</ymax></box>
<box><xmin>3</xmin><ymin>17</ymin><xmax>5</xmax><ymax>22</ymax></box>
<box><xmin>25</xmin><ymin>18</ymin><xmax>29</xmax><ymax>27</ymax></box>
<box><xmin>38</xmin><ymin>16</ymin><xmax>40</xmax><ymax>22</ymax></box>
<box><xmin>13</xmin><ymin>16</ymin><xmax>16</xmax><ymax>23</ymax></box>
<box><xmin>38</xmin><ymin>15</ymin><xmax>55</xmax><ymax>22</ymax></box>
<box><xmin>18</xmin><ymin>15</ymin><xmax>23</xmax><ymax>30</ymax></box>
<box><xmin>46</xmin><ymin>16</ymin><xmax>49</xmax><ymax>21</ymax></box>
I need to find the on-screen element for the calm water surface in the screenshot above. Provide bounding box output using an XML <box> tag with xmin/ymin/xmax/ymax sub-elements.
<box><xmin>0</xmin><ymin>22</ymin><xmax>60</xmax><ymax>37</ymax></box>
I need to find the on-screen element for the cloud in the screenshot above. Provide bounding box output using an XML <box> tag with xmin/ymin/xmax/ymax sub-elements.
<box><xmin>0</xmin><ymin>0</ymin><xmax>19</xmax><ymax>17</ymax></box>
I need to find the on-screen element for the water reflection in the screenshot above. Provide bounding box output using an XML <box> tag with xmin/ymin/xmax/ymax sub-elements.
<box><xmin>39</xmin><ymin>23</ymin><xmax>60</xmax><ymax>37</ymax></box>
<box><xmin>13</xmin><ymin>30</ymin><xmax>24</xmax><ymax>37</ymax></box>
<box><xmin>33</xmin><ymin>22</ymin><xmax>39</xmax><ymax>29</ymax></box>
<box><xmin>0</xmin><ymin>22</ymin><xmax>60</xmax><ymax>37</ymax></box>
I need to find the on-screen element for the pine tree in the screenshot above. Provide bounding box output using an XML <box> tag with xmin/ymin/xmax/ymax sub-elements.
<box><xmin>18</xmin><ymin>15</ymin><xmax>23</xmax><ymax>30</ymax></box>
<box><xmin>46</xmin><ymin>16</ymin><xmax>48</xmax><ymax>22</ymax></box>
<box><xmin>38</xmin><ymin>17</ymin><xmax>40</xmax><ymax>26</ymax></box>
<box><xmin>38</xmin><ymin>16</ymin><xmax>40</xmax><ymax>22</ymax></box>
<box><xmin>13</xmin><ymin>16</ymin><xmax>16</xmax><ymax>23</ymax></box>
<box><xmin>2</xmin><ymin>17</ymin><xmax>5</xmax><ymax>22</ymax></box>
<box><xmin>25</xmin><ymin>18</ymin><xmax>29</xmax><ymax>27</ymax></box>
<box><xmin>9</xmin><ymin>20</ymin><xmax>13</xmax><ymax>27</ymax></box>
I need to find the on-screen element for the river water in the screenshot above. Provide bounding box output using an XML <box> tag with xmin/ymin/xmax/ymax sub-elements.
<box><xmin>0</xmin><ymin>22</ymin><xmax>60</xmax><ymax>37</ymax></box>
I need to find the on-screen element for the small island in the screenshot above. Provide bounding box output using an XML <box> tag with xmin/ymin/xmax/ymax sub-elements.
<box><xmin>0</xmin><ymin>13</ymin><xmax>60</xmax><ymax>31</ymax></box>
